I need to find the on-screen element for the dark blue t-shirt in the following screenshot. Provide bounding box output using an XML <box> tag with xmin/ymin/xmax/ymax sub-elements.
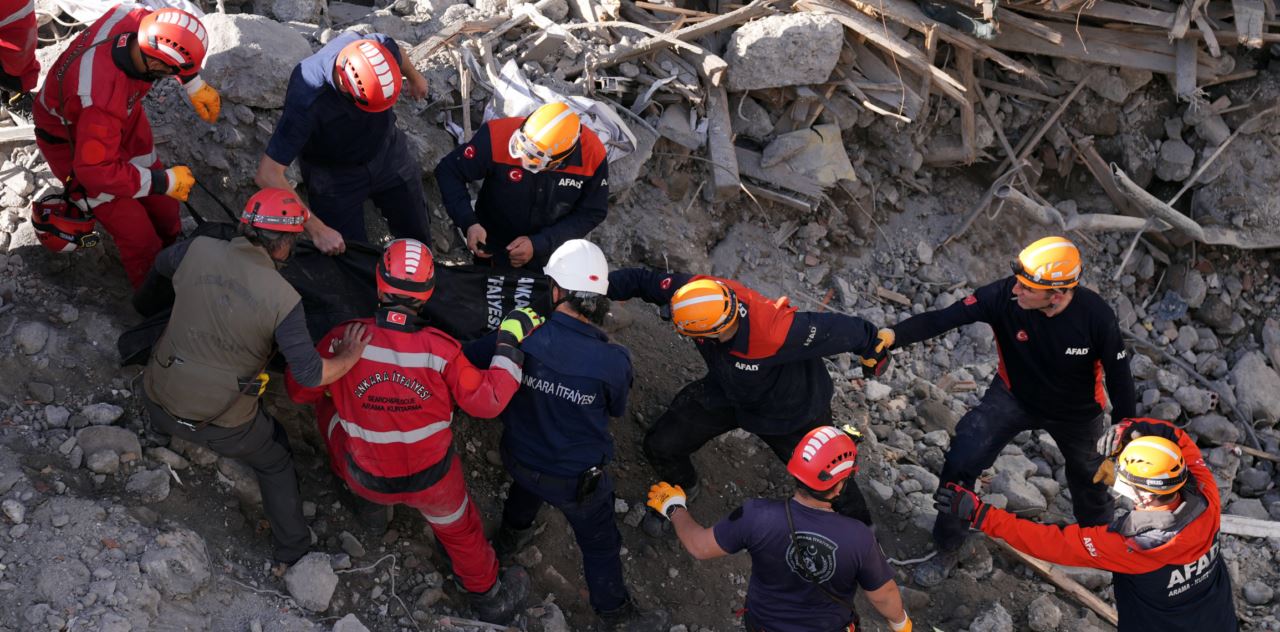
<box><xmin>264</xmin><ymin>31</ymin><xmax>401</xmax><ymax>167</ymax></box>
<box><xmin>714</xmin><ymin>498</ymin><xmax>893</xmax><ymax>632</ymax></box>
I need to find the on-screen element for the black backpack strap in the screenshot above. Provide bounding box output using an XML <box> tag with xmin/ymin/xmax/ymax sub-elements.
<box><xmin>784</xmin><ymin>499</ymin><xmax>862</xmax><ymax>628</ymax></box>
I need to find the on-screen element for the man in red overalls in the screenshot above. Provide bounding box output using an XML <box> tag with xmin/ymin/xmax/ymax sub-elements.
<box><xmin>287</xmin><ymin>238</ymin><xmax>541</xmax><ymax>624</ymax></box>
<box><xmin>0</xmin><ymin>0</ymin><xmax>39</xmax><ymax>110</ymax></box>
<box><xmin>33</xmin><ymin>5</ymin><xmax>221</xmax><ymax>288</ymax></box>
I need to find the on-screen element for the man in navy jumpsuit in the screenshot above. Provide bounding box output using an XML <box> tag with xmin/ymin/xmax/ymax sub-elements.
<box><xmin>608</xmin><ymin>268</ymin><xmax>885</xmax><ymax>531</ymax></box>
<box><xmin>257</xmin><ymin>31</ymin><xmax>431</xmax><ymax>255</ymax></box>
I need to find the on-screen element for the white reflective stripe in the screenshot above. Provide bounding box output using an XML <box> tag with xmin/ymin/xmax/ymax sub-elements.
<box><xmin>670</xmin><ymin>294</ymin><xmax>723</xmax><ymax>311</ymax></box>
<box><xmin>183</xmin><ymin>74</ymin><xmax>206</xmax><ymax>97</ymax></box>
<box><xmin>326</xmin><ymin>414</ymin><xmax>340</xmax><ymax>439</ymax></box>
<box><xmin>490</xmin><ymin>354</ymin><xmax>522</xmax><ymax>382</ymax></box>
<box><xmin>153</xmin><ymin>42</ymin><xmax>187</xmax><ymax>66</ymax></box>
<box><xmin>73</xmin><ymin>191</ymin><xmax>116</xmax><ymax>211</ymax></box>
<box><xmin>130</xmin><ymin>150</ymin><xmax>157</xmax><ymax>168</ymax></box>
<box><xmin>0</xmin><ymin>1</ymin><xmax>34</xmax><ymax>28</ymax></box>
<box><xmin>421</xmin><ymin>496</ymin><xmax>468</xmax><ymax>525</ymax></box>
<box><xmin>361</xmin><ymin>345</ymin><xmax>448</xmax><ymax>371</ymax></box>
<box><xmin>1022</xmin><ymin>240</ymin><xmax>1075</xmax><ymax>261</ymax></box>
<box><xmin>328</xmin><ymin>412</ymin><xmax>451</xmax><ymax>445</ymax></box>
<box><xmin>77</xmin><ymin>6</ymin><xmax>132</xmax><ymax>109</ymax></box>
<box><xmin>529</xmin><ymin>108</ymin><xmax>576</xmax><ymax>144</ymax></box>
<box><xmin>829</xmin><ymin>461</ymin><xmax>855</xmax><ymax>477</ymax></box>
<box><xmin>134</xmin><ymin>164</ymin><xmax>152</xmax><ymax>198</ymax></box>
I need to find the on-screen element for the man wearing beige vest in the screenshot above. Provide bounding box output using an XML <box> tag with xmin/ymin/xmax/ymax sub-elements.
<box><xmin>142</xmin><ymin>188</ymin><xmax>370</xmax><ymax>566</ymax></box>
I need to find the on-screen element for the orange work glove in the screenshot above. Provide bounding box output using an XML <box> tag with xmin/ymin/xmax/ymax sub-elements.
<box><xmin>646</xmin><ymin>482</ymin><xmax>687</xmax><ymax>520</ymax></box>
<box><xmin>163</xmin><ymin>166</ymin><xmax>195</xmax><ymax>202</ymax></box>
<box><xmin>184</xmin><ymin>75</ymin><xmax>221</xmax><ymax>124</ymax></box>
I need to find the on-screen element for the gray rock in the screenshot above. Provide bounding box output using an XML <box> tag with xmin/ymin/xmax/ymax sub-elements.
<box><xmin>339</xmin><ymin>531</ymin><xmax>366</xmax><ymax>558</ymax></box>
<box><xmin>201</xmin><ymin>14</ymin><xmax>314</xmax><ymax>108</ymax></box>
<box><xmin>993</xmin><ymin>453</ymin><xmax>1039</xmax><ymax>478</ymax></box>
<box><xmin>1130</xmin><ymin>353</ymin><xmax>1157</xmax><ymax>380</ymax></box>
<box><xmin>729</xmin><ymin>94</ymin><xmax>773</xmax><ymax>139</ymax></box>
<box><xmin>331</xmin><ymin>553</ymin><xmax>352</xmax><ymax>570</ymax></box>
<box><xmin>1262</xmin><ymin>318</ymin><xmax>1280</xmax><ymax>374</ymax></box>
<box><xmin>725</xmin><ymin>14</ymin><xmax>843</xmax><ymax>91</ymax></box>
<box><xmin>1027</xmin><ymin>595</ymin><xmax>1062</xmax><ymax>632</ymax></box>
<box><xmin>1</xmin><ymin>499</ymin><xmax>24</xmax><ymax>524</ymax></box>
<box><xmin>332</xmin><ymin>613</ymin><xmax>371</xmax><ymax>632</ymax></box>
<box><xmin>76</xmin><ymin>426</ymin><xmax>141</xmax><ymax>459</ymax></box>
<box><xmin>525</xmin><ymin>601</ymin><xmax>570</xmax><ymax>632</ymax></box>
<box><xmin>899</xmin><ymin>464</ymin><xmax>940</xmax><ymax>491</ymax></box>
<box><xmin>1236</xmin><ymin>467</ymin><xmax>1271</xmax><ymax>497</ymax></box>
<box><xmin>217</xmin><ymin>457</ymin><xmax>263</xmax><ymax>505</ymax></box>
<box><xmin>989</xmin><ymin>470</ymin><xmax>1047</xmax><ymax>513</ymax></box>
<box><xmin>141</xmin><ymin>528</ymin><xmax>212</xmax><ymax>597</ymax></box>
<box><xmin>1173</xmin><ymin>325</ymin><xmax>1200</xmax><ymax>354</ymax></box>
<box><xmin>1194</xmin><ymin>295</ymin><xmax>1235</xmax><ymax>332</ymax></box>
<box><xmin>272</xmin><ymin>0</ymin><xmax>322</xmax><ymax>22</ymax></box>
<box><xmin>170</xmin><ymin>437</ymin><xmax>219</xmax><ymax>466</ymax></box>
<box><xmin>1155</xmin><ymin>139</ymin><xmax>1195</xmax><ymax>182</ymax></box>
<box><xmin>26</xmin><ymin>381</ymin><xmax>55</xmax><ymax>404</ymax></box>
<box><xmin>36</xmin><ymin>559</ymin><xmax>89</xmax><ymax>604</ymax></box>
<box><xmin>81</xmin><ymin>403</ymin><xmax>124</xmax><ymax>426</ymax></box>
<box><xmin>285</xmin><ymin>552</ymin><xmax>339</xmax><ymax>611</ymax></box>
<box><xmin>1173</xmin><ymin>385</ymin><xmax>1216</xmax><ymax>415</ymax></box>
<box><xmin>1226</xmin><ymin>498</ymin><xmax>1270</xmax><ymax>520</ymax></box>
<box><xmin>146</xmin><ymin>446</ymin><xmax>190</xmax><ymax>470</ymax></box>
<box><xmin>127</xmin><ymin>468</ymin><xmax>172</xmax><ymax>503</ymax></box>
<box><xmin>44</xmin><ymin>405</ymin><xmax>71</xmax><ymax>428</ymax></box>
<box><xmin>656</xmin><ymin>103</ymin><xmax>703</xmax><ymax>151</ymax></box>
<box><xmin>1231</xmin><ymin>352</ymin><xmax>1280</xmax><ymax>423</ymax></box>
<box><xmin>1181</xmin><ymin>270</ymin><xmax>1207</xmax><ymax>309</ymax></box>
<box><xmin>970</xmin><ymin>602</ymin><xmax>1014</xmax><ymax>632</ymax></box>
<box><xmin>85</xmin><ymin>450</ymin><xmax>120</xmax><ymax>474</ymax></box>
<box><xmin>865</xmin><ymin>380</ymin><xmax>892</xmax><ymax>402</ymax></box>
<box><xmin>1243</xmin><ymin>580</ymin><xmax>1275</xmax><ymax>605</ymax></box>
<box><xmin>1187</xmin><ymin>414</ymin><xmax>1240</xmax><ymax>445</ymax></box>
<box><xmin>14</xmin><ymin>321</ymin><xmax>50</xmax><ymax>355</ymax></box>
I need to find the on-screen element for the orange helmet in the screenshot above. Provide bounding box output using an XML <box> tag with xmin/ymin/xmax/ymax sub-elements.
<box><xmin>670</xmin><ymin>279</ymin><xmax>740</xmax><ymax>338</ymax></box>
<box><xmin>138</xmin><ymin>9</ymin><xmax>208</xmax><ymax>73</ymax></box>
<box><xmin>1012</xmin><ymin>236</ymin><xmax>1081</xmax><ymax>290</ymax></box>
<box><xmin>241</xmin><ymin>188</ymin><xmax>309</xmax><ymax>233</ymax></box>
<box><xmin>509</xmin><ymin>102</ymin><xmax>581</xmax><ymax>173</ymax></box>
<box><xmin>335</xmin><ymin>39</ymin><xmax>402</xmax><ymax>113</ymax></box>
<box><xmin>787</xmin><ymin>426</ymin><xmax>858</xmax><ymax>491</ymax></box>
<box><xmin>377</xmin><ymin>238</ymin><xmax>436</xmax><ymax>302</ymax></box>
<box><xmin>31</xmin><ymin>194</ymin><xmax>100</xmax><ymax>253</ymax></box>
<box><xmin>1116</xmin><ymin>435</ymin><xmax>1188</xmax><ymax>496</ymax></box>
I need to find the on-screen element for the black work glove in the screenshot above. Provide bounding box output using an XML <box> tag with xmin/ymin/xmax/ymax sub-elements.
<box><xmin>934</xmin><ymin>482</ymin><xmax>991</xmax><ymax>530</ymax></box>
<box><xmin>1098</xmin><ymin>418</ymin><xmax>1179</xmax><ymax>458</ymax></box>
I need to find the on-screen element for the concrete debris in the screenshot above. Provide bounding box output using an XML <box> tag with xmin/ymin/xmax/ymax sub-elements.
<box><xmin>76</xmin><ymin>426</ymin><xmax>142</xmax><ymax>461</ymax></box>
<box><xmin>285</xmin><ymin>552</ymin><xmax>340</xmax><ymax>611</ymax></box>
<box><xmin>81</xmin><ymin>402</ymin><xmax>125</xmax><ymax>426</ymax></box>
<box><xmin>332</xmin><ymin>613</ymin><xmax>372</xmax><ymax>632</ymax></box>
<box><xmin>140</xmin><ymin>529</ymin><xmax>212</xmax><ymax>597</ymax></box>
<box><xmin>127</xmin><ymin>468</ymin><xmax>172</xmax><ymax>504</ymax></box>
<box><xmin>1231</xmin><ymin>352</ymin><xmax>1280</xmax><ymax>423</ymax></box>
<box><xmin>726</xmin><ymin>14</ymin><xmax>843</xmax><ymax>91</ymax></box>
<box><xmin>201</xmin><ymin>14</ymin><xmax>315</xmax><ymax>109</ymax></box>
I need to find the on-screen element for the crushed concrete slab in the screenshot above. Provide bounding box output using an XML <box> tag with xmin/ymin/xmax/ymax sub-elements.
<box><xmin>202</xmin><ymin>14</ymin><xmax>315</xmax><ymax>109</ymax></box>
<box><xmin>725</xmin><ymin>14</ymin><xmax>843</xmax><ymax>91</ymax></box>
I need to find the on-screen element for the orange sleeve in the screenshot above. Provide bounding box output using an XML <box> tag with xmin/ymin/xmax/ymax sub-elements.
<box><xmin>980</xmin><ymin>508</ymin><xmax>1170</xmax><ymax>575</ymax></box>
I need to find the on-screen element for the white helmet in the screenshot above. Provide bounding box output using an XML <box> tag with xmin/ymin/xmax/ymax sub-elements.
<box><xmin>544</xmin><ymin>239</ymin><xmax>609</xmax><ymax>295</ymax></box>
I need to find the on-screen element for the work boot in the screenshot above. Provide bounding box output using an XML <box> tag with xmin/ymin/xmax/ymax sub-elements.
<box><xmin>338</xmin><ymin>484</ymin><xmax>391</xmax><ymax>536</ymax></box>
<box><xmin>912</xmin><ymin>539</ymin><xmax>974</xmax><ymax>588</ymax></box>
<box><xmin>639</xmin><ymin>484</ymin><xmax>697</xmax><ymax>538</ymax></box>
<box><xmin>598</xmin><ymin>599</ymin><xmax>671</xmax><ymax>631</ymax></box>
<box><xmin>493</xmin><ymin>523</ymin><xmax>537</xmax><ymax>560</ymax></box>
<box><xmin>469</xmin><ymin>566</ymin><xmax>530</xmax><ymax>624</ymax></box>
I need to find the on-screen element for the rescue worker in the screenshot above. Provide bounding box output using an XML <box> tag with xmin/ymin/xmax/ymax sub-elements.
<box><xmin>285</xmin><ymin>238</ymin><xmax>538</xmax><ymax>624</ymax></box>
<box><xmin>607</xmin><ymin>269</ymin><xmax>890</xmax><ymax>534</ymax></box>
<box><xmin>881</xmin><ymin>236</ymin><xmax>1137</xmax><ymax>586</ymax></box>
<box><xmin>648</xmin><ymin>426</ymin><xmax>913</xmax><ymax>632</ymax></box>
<box><xmin>936</xmin><ymin>417</ymin><xmax>1236</xmax><ymax>630</ymax></box>
<box><xmin>141</xmin><ymin>188</ymin><xmax>367</xmax><ymax>567</ymax></box>
<box><xmin>33</xmin><ymin>5</ymin><xmax>222</xmax><ymax>288</ymax></box>
<box><xmin>257</xmin><ymin>31</ymin><xmax>431</xmax><ymax>255</ymax></box>
<box><xmin>435</xmin><ymin>102</ymin><xmax>608</xmax><ymax>269</ymax></box>
<box><xmin>1</xmin><ymin>0</ymin><xmax>39</xmax><ymax>113</ymax></box>
<box><xmin>470</xmin><ymin>240</ymin><xmax>667</xmax><ymax>630</ymax></box>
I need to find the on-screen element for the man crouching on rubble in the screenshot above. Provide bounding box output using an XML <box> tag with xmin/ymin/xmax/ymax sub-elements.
<box><xmin>936</xmin><ymin>418</ymin><xmax>1237</xmax><ymax>630</ymax></box>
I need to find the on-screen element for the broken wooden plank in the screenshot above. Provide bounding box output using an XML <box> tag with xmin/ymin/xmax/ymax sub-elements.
<box><xmin>1175</xmin><ymin>37</ymin><xmax>1199</xmax><ymax>100</ymax></box>
<box><xmin>994</xmin><ymin>7</ymin><xmax>1063</xmax><ymax>44</ymax></box>
<box><xmin>1233</xmin><ymin>0</ymin><xmax>1267</xmax><ymax>47</ymax></box>
<box><xmin>958</xmin><ymin>49</ymin><xmax>978</xmax><ymax>164</ymax></box>
<box><xmin>1012</xmin><ymin>0</ymin><xmax>1174</xmax><ymax>28</ymax></box>
<box><xmin>0</xmin><ymin>125</ymin><xmax>34</xmax><ymax>144</ymax></box>
<box><xmin>838</xmin><ymin>0</ymin><xmax>1042</xmax><ymax>81</ymax></box>
<box><xmin>1223</xmin><ymin>442</ymin><xmax>1280</xmax><ymax>463</ymax></box>
<box><xmin>1073</xmin><ymin>136</ymin><xmax>1134</xmax><ymax>215</ymax></box>
<box><xmin>846</xmin><ymin>43</ymin><xmax>924</xmax><ymax>120</ymax></box>
<box><xmin>409</xmin><ymin>15</ymin><xmax>507</xmax><ymax>61</ymax></box>
<box><xmin>988</xmin><ymin>20</ymin><xmax>1220</xmax><ymax>79</ymax></box>
<box><xmin>977</xmin><ymin>78</ymin><xmax>1056</xmax><ymax>102</ymax></box>
<box><xmin>743</xmin><ymin>182</ymin><xmax>820</xmax><ymax>211</ymax></box>
<box><xmin>1220</xmin><ymin>514</ymin><xmax>1280</xmax><ymax>538</ymax></box>
<box><xmin>1193</xmin><ymin>12</ymin><xmax>1221</xmax><ymax>57</ymax></box>
<box><xmin>990</xmin><ymin>539</ymin><xmax>1120</xmax><ymax>627</ymax></box>
<box><xmin>798</xmin><ymin>0</ymin><xmax>968</xmax><ymax>104</ymax></box>
<box><xmin>874</xmin><ymin>286</ymin><xmax>911</xmax><ymax>306</ymax></box>
<box><xmin>995</xmin><ymin>71</ymin><xmax>1093</xmax><ymax>175</ymax></box>
<box><xmin>704</xmin><ymin>84</ymin><xmax>740</xmax><ymax>202</ymax></box>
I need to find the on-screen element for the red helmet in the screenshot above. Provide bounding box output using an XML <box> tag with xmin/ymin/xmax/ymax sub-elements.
<box><xmin>377</xmin><ymin>239</ymin><xmax>435</xmax><ymax>302</ymax></box>
<box><xmin>138</xmin><ymin>9</ymin><xmax>209</xmax><ymax>74</ymax></box>
<box><xmin>787</xmin><ymin>426</ymin><xmax>858</xmax><ymax>491</ymax></box>
<box><xmin>335</xmin><ymin>39</ymin><xmax>402</xmax><ymax>113</ymax></box>
<box><xmin>241</xmin><ymin>188</ymin><xmax>308</xmax><ymax>233</ymax></box>
<box><xmin>31</xmin><ymin>194</ymin><xmax>100</xmax><ymax>253</ymax></box>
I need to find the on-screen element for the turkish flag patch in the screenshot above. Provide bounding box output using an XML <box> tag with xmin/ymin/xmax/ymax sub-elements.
<box><xmin>508</xmin><ymin>168</ymin><xmax>523</xmax><ymax>182</ymax></box>
<box><xmin>388</xmin><ymin>311</ymin><xmax>407</xmax><ymax>325</ymax></box>
<box><xmin>463</xmin><ymin>145</ymin><xmax>476</xmax><ymax>159</ymax></box>
<box><xmin>963</xmin><ymin>295</ymin><xmax>978</xmax><ymax>306</ymax></box>
<box><xmin>1016</xmin><ymin>329</ymin><xmax>1029</xmax><ymax>342</ymax></box>
<box><xmin>660</xmin><ymin>277</ymin><xmax>673</xmax><ymax>290</ymax></box>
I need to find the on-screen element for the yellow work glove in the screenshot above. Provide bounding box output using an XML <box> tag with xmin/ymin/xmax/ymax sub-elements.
<box><xmin>860</xmin><ymin>328</ymin><xmax>896</xmax><ymax>377</ymax></box>
<box><xmin>184</xmin><ymin>75</ymin><xmax>221</xmax><ymax>124</ymax></box>
<box><xmin>1092</xmin><ymin>459</ymin><xmax>1116</xmax><ymax>486</ymax></box>
<box><xmin>497</xmin><ymin>307</ymin><xmax>545</xmax><ymax>346</ymax></box>
<box><xmin>646</xmin><ymin>482</ymin><xmax>687</xmax><ymax>520</ymax></box>
<box><xmin>163</xmin><ymin>166</ymin><xmax>195</xmax><ymax>202</ymax></box>
<box><xmin>889</xmin><ymin>614</ymin><xmax>912</xmax><ymax>632</ymax></box>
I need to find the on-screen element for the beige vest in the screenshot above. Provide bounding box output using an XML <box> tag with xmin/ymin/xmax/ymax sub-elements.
<box><xmin>145</xmin><ymin>237</ymin><xmax>301</xmax><ymax>427</ymax></box>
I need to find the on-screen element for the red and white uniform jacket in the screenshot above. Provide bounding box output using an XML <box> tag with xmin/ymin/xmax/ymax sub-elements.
<box><xmin>0</xmin><ymin>0</ymin><xmax>40</xmax><ymax>92</ymax></box>
<box><xmin>287</xmin><ymin>309</ymin><xmax>524</xmax><ymax>498</ymax></box>
<box><xmin>33</xmin><ymin>4</ymin><xmax>199</xmax><ymax>203</ymax></box>
<box><xmin>980</xmin><ymin>419</ymin><xmax>1236</xmax><ymax>631</ymax></box>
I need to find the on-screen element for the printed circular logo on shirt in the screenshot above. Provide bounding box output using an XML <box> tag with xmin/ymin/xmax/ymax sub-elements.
<box><xmin>785</xmin><ymin>531</ymin><xmax>839</xmax><ymax>584</ymax></box>
<box><xmin>463</xmin><ymin>145</ymin><xmax>476</xmax><ymax>159</ymax></box>
<box><xmin>1016</xmin><ymin>329</ymin><xmax>1029</xmax><ymax>342</ymax></box>
<box><xmin>963</xmin><ymin>295</ymin><xmax>978</xmax><ymax>306</ymax></box>
<box><xmin>508</xmin><ymin>168</ymin><xmax>524</xmax><ymax>182</ymax></box>
<box><xmin>660</xmin><ymin>277</ymin><xmax>673</xmax><ymax>290</ymax></box>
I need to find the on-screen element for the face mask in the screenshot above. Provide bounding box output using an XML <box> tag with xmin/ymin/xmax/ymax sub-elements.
<box><xmin>1111</xmin><ymin>477</ymin><xmax>1139</xmax><ymax>503</ymax></box>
